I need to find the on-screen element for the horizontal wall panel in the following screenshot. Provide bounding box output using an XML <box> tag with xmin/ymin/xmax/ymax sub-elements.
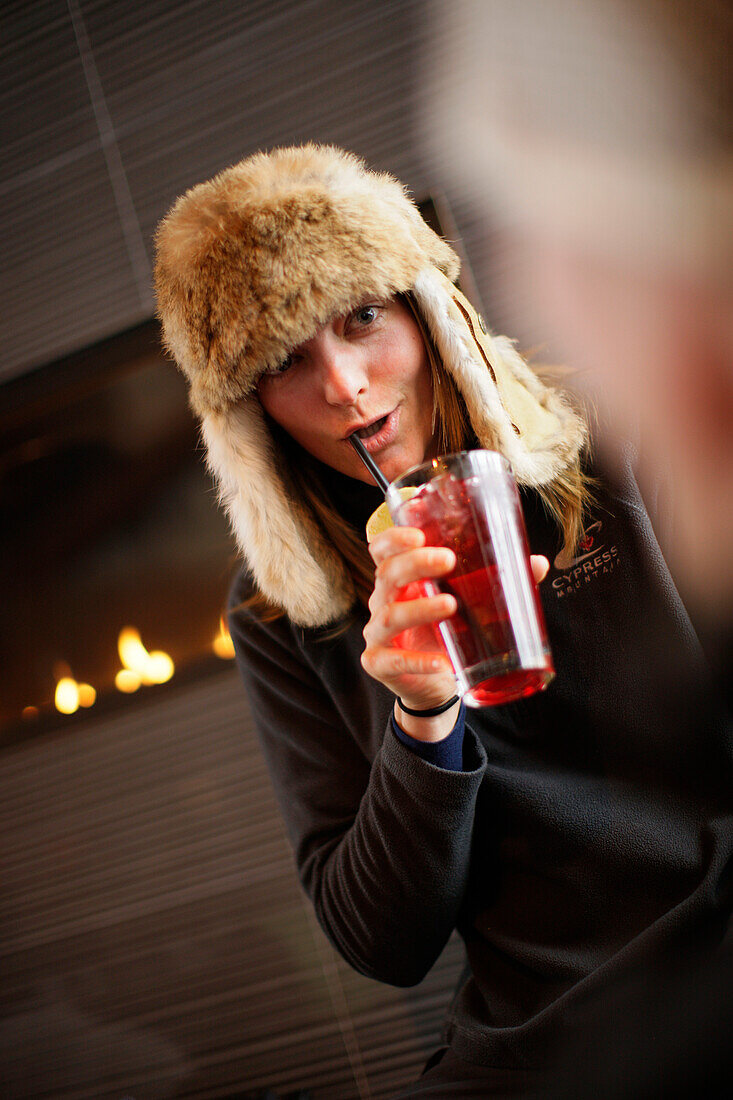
<box><xmin>0</xmin><ymin>666</ymin><xmax>464</xmax><ymax>1098</ymax></box>
<box><xmin>1</xmin><ymin>0</ymin><xmax>443</xmax><ymax>384</ymax></box>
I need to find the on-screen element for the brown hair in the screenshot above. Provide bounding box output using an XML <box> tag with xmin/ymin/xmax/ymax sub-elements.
<box><xmin>238</xmin><ymin>293</ymin><xmax>593</xmax><ymax>627</ymax></box>
<box><xmin>407</xmin><ymin>294</ymin><xmax>595</xmax><ymax>565</ymax></box>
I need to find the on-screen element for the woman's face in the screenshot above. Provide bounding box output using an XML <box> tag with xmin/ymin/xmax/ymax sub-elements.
<box><xmin>256</xmin><ymin>297</ymin><xmax>437</xmax><ymax>484</ymax></box>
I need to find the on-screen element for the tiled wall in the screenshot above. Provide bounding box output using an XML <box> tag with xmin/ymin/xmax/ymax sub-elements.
<box><xmin>0</xmin><ymin>666</ymin><xmax>465</xmax><ymax>1098</ymax></box>
<box><xmin>2</xmin><ymin>0</ymin><xmax>443</xmax><ymax>383</ymax></box>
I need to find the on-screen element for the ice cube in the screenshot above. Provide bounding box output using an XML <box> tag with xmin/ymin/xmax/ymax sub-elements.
<box><xmin>414</xmin><ymin>474</ymin><xmax>473</xmax><ymax>549</ymax></box>
<box><xmin>398</xmin><ymin>481</ymin><xmax>432</xmax><ymax>527</ymax></box>
<box><xmin>431</xmin><ymin>472</ymin><xmax>465</xmax><ymax>511</ymax></box>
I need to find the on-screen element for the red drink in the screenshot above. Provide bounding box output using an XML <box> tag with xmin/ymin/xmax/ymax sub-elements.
<box><xmin>390</xmin><ymin>453</ymin><xmax>554</xmax><ymax>707</ymax></box>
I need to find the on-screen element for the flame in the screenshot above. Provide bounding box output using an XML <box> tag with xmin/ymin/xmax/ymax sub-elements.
<box><xmin>118</xmin><ymin>628</ymin><xmax>149</xmax><ymax>672</ymax></box>
<box><xmin>145</xmin><ymin>651</ymin><xmax>174</xmax><ymax>683</ymax></box>
<box><xmin>115</xmin><ymin>669</ymin><xmax>141</xmax><ymax>693</ymax></box>
<box><xmin>54</xmin><ymin>669</ymin><xmax>97</xmax><ymax>715</ymax></box>
<box><xmin>117</xmin><ymin>627</ymin><xmax>174</xmax><ymax>686</ymax></box>
<box><xmin>213</xmin><ymin>616</ymin><xmax>235</xmax><ymax>659</ymax></box>
<box><xmin>55</xmin><ymin>676</ymin><xmax>79</xmax><ymax>715</ymax></box>
<box><xmin>77</xmin><ymin>683</ymin><xmax>96</xmax><ymax>707</ymax></box>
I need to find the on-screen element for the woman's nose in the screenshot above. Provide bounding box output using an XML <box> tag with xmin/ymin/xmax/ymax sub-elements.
<box><xmin>320</xmin><ymin>344</ymin><xmax>368</xmax><ymax>406</ymax></box>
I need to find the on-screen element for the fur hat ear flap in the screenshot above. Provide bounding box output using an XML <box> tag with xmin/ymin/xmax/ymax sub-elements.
<box><xmin>412</xmin><ymin>267</ymin><xmax>587</xmax><ymax>486</ymax></box>
<box><xmin>201</xmin><ymin>402</ymin><xmax>355</xmax><ymax>626</ymax></box>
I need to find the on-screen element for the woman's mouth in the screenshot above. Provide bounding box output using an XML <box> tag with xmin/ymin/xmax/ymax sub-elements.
<box><xmin>354</xmin><ymin>414</ymin><xmax>389</xmax><ymax>440</ymax></box>
<box><xmin>348</xmin><ymin>408</ymin><xmax>399</xmax><ymax>452</ymax></box>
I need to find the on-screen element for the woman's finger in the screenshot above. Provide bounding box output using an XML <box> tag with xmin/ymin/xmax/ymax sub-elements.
<box><xmin>364</xmin><ymin>592</ymin><xmax>457</xmax><ymax>647</ymax></box>
<box><xmin>367</xmin><ymin>525</ymin><xmax>424</xmax><ymax>565</ymax></box>
<box><xmin>360</xmin><ymin>644</ymin><xmax>454</xmax><ymax>682</ymax></box>
<box><xmin>374</xmin><ymin>545</ymin><xmax>456</xmax><ymax>592</ymax></box>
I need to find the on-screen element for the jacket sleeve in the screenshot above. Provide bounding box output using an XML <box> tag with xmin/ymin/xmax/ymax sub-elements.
<box><xmin>228</xmin><ymin>586</ymin><xmax>487</xmax><ymax>987</ymax></box>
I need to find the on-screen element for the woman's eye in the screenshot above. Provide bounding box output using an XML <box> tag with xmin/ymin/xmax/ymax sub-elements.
<box><xmin>353</xmin><ymin>305</ymin><xmax>378</xmax><ymax>326</ymax></box>
<box><xmin>266</xmin><ymin>354</ymin><xmax>295</xmax><ymax>377</ymax></box>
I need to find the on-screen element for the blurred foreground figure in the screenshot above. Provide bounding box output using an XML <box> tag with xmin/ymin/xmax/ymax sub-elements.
<box><xmin>424</xmin><ymin>0</ymin><xmax>733</xmax><ymax>650</ymax></box>
<box><xmin>423</xmin><ymin>1</ymin><xmax>732</xmax><ymax>1095</ymax></box>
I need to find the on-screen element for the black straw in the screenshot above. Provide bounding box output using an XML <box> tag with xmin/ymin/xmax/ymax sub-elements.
<box><xmin>348</xmin><ymin>434</ymin><xmax>391</xmax><ymax>494</ymax></box>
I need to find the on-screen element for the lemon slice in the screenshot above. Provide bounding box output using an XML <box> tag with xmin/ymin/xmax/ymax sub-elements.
<box><xmin>365</xmin><ymin>487</ymin><xmax>419</xmax><ymax>543</ymax></box>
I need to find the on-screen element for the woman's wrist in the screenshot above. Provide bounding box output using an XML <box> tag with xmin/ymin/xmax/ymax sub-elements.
<box><xmin>397</xmin><ymin>694</ymin><xmax>459</xmax><ymax>717</ymax></box>
<box><xmin>394</xmin><ymin>696</ymin><xmax>462</xmax><ymax>742</ymax></box>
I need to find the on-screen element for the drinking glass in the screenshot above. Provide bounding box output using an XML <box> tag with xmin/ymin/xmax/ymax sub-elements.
<box><xmin>387</xmin><ymin>450</ymin><xmax>554</xmax><ymax>706</ymax></box>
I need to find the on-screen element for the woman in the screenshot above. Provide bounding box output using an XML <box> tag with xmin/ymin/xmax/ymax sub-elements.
<box><xmin>154</xmin><ymin>145</ymin><xmax>730</xmax><ymax>1097</ymax></box>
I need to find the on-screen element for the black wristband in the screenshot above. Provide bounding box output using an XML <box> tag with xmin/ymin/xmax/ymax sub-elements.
<box><xmin>396</xmin><ymin>695</ymin><xmax>460</xmax><ymax>718</ymax></box>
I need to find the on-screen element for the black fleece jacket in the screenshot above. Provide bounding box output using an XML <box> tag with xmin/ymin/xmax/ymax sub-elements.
<box><xmin>228</xmin><ymin>454</ymin><xmax>733</xmax><ymax>1072</ymax></box>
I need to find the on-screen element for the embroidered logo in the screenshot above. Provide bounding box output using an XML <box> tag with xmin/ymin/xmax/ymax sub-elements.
<box><xmin>553</xmin><ymin>520</ymin><xmax>604</xmax><ymax>570</ymax></box>
<box><xmin>551</xmin><ymin>520</ymin><xmax>621</xmax><ymax>598</ymax></box>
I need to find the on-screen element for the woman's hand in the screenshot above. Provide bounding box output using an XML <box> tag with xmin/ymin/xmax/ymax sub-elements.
<box><xmin>361</xmin><ymin>526</ymin><xmax>549</xmax><ymax>742</ymax></box>
<box><xmin>362</xmin><ymin>526</ymin><xmax>459</xmax><ymax>711</ymax></box>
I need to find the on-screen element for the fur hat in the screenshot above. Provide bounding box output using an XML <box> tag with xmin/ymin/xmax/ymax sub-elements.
<box><xmin>154</xmin><ymin>144</ymin><xmax>586</xmax><ymax>626</ymax></box>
